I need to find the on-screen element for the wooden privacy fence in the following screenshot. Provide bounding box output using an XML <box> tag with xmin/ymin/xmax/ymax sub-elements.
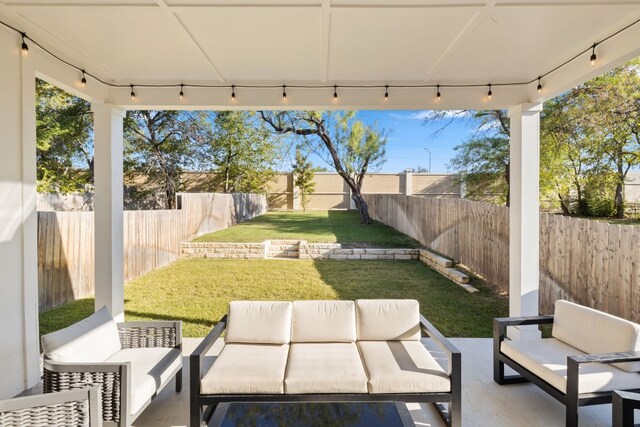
<box><xmin>38</xmin><ymin>193</ymin><xmax>267</xmax><ymax>312</ymax></box>
<box><xmin>364</xmin><ymin>194</ymin><xmax>640</xmax><ymax>323</ymax></box>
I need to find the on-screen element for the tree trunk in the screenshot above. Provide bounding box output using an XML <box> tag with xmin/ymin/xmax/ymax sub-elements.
<box><xmin>351</xmin><ymin>189</ymin><xmax>372</xmax><ymax>224</ymax></box>
<box><xmin>558</xmin><ymin>193</ymin><xmax>570</xmax><ymax>215</ymax></box>
<box><xmin>615</xmin><ymin>182</ymin><xmax>624</xmax><ymax>219</ymax></box>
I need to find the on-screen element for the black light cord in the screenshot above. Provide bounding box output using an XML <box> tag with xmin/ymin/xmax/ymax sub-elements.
<box><xmin>2</xmin><ymin>15</ymin><xmax>640</xmax><ymax>94</ymax></box>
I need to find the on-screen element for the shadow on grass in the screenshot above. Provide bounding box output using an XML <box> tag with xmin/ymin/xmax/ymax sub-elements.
<box><xmin>312</xmin><ymin>259</ymin><xmax>508</xmax><ymax>338</ymax></box>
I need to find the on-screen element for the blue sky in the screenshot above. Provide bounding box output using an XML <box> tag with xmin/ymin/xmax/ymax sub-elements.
<box><xmin>298</xmin><ymin>110</ymin><xmax>473</xmax><ymax>174</ymax></box>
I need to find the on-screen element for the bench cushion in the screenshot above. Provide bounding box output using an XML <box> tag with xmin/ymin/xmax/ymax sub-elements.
<box><xmin>41</xmin><ymin>306</ymin><xmax>122</xmax><ymax>363</ymax></box>
<box><xmin>358</xmin><ymin>341</ymin><xmax>450</xmax><ymax>393</ymax></box>
<box><xmin>291</xmin><ymin>300</ymin><xmax>356</xmax><ymax>343</ymax></box>
<box><xmin>201</xmin><ymin>344</ymin><xmax>289</xmax><ymax>395</ymax></box>
<box><xmin>285</xmin><ymin>343</ymin><xmax>368</xmax><ymax>393</ymax></box>
<box><xmin>105</xmin><ymin>347</ymin><xmax>181</xmax><ymax>415</ymax></box>
<box><xmin>225</xmin><ymin>301</ymin><xmax>292</xmax><ymax>345</ymax></box>
<box><xmin>501</xmin><ymin>338</ymin><xmax>640</xmax><ymax>394</ymax></box>
<box><xmin>553</xmin><ymin>300</ymin><xmax>640</xmax><ymax>372</ymax></box>
<box><xmin>356</xmin><ymin>299</ymin><xmax>421</xmax><ymax>341</ymax></box>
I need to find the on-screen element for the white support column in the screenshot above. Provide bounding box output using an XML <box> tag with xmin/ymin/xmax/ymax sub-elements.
<box><xmin>92</xmin><ymin>103</ymin><xmax>125</xmax><ymax>321</ymax></box>
<box><xmin>508</xmin><ymin>103</ymin><xmax>543</xmax><ymax>340</ymax></box>
<box><xmin>404</xmin><ymin>169</ymin><xmax>413</xmax><ymax>196</ymax></box>
<box><xmin>0</xmin><ymin>27</ymin><xmax>40</xmax><ymax>398</ymax></box>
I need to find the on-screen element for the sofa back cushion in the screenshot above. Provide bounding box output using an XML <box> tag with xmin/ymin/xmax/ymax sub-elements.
<box><xmin>291</xmin><ymin>300</ymin><xmax>356</xmax><ymax>343</ymax></box>
<box><xmin>553</xmin><ymin>300</ymin><xmax>640</xmax><ymax>372</ymax></box>
<box><xmin>356</xmin><ymin>299</ymin><xmax>421</xmax><ymax>341</ymax></box>
<box><xmin>41</xmin><ymin>306</ymin><xmax>122</xmax><ymax>362</ymax></box>
<box><xmin>225</xmin><ymin>301</ymin><xmax>292</xmax><ymax>344</ymax></box>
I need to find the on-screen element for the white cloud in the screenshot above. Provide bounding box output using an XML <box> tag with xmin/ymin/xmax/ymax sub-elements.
<box><xmin>388</xmin><ymin>110</ymin><xmax>469</xmax><ymax>121</ymax></box>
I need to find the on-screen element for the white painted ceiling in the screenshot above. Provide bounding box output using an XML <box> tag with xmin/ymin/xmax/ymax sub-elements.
<box><xmin>1</xmin><ymin>0</ymin><xmax>640</xmax><ymax>108</ymax></box>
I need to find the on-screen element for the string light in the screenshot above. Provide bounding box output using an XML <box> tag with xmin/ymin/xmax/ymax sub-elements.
<box><xmin>2</xmin><ymin>16</ymin><xmax>639</xmax><ymax>103</ymax></box>
<box><xmin>231</xmin><ymin>85</ymin><xmax>236</xmax><ymax>100</ymax></box>
<box><xmin>179</xmin><ymin>83</ymin><xmax>184</xmax><ymax>100</ymax></box>
<box><xmin>333</xmin><ymin>85</ymin><xmax>338</xmax><ymax>100</ymax></box>
<box><xmin>20</xmin><ymin>33</ymin><xmax>28</xmax><ymax>55</ymax></box>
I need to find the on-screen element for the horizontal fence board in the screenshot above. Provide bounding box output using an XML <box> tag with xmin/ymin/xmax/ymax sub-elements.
<box><xmin>365</xmin><ymin>194</ymin><xmax>640</xmax><ymax>323</ymax></box>
<box><xmin>38</xmin><ymin>193</ymin><xmax>267</xmax><ymax>312</ymax></box>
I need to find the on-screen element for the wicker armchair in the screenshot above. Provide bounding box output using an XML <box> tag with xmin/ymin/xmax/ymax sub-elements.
<box><xmin>0</xmin><ymin>387</ymin><xmax>101</xmax><ymax>427</ymax></box>
<box><xmin>41</xmin><ymin>308</ymin><xmax>183</xmax><ymax>427</ymax></box>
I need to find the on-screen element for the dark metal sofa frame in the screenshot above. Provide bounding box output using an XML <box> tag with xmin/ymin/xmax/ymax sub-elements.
<box><xmin>190</xmin><ymin>314</ymin><xmax>461</xmax><ymax>427</ymax></box>
<box><xmin>43</xmin><ymin>321</ymin><xmax>183</xmax><ymax>427</ymax></box>
<box><xmin>613</xmin><ymin>390</ymin><xmax>640</xmax><ymax>427</ymax></box>
<box><xmin>493</xmin><ymin>315</ymin><xmax>640</xmax><ymax>427</ymax></box>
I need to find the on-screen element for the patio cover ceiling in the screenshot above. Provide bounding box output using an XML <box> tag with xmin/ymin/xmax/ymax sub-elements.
<box><xmin>1</xmin><ymin>0</ymin><xmax>640</xmax><ymax>109</ymax></box>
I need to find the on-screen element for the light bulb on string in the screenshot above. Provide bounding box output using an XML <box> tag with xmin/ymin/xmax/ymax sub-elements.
<box><xmin>231</xmin><ymin>85</ymin><xmax>236</xmax><ymax>101</ymax></box>
<box><xmin>590</xmin><ymin>44</ymin><xmax>597</xmax><ymax>66</ymax></box>
<box><xmin>537</xmin><ymin>77</ymin><xmax>542</xmax><ymax>93</ymax></box>
<box><xmin>487</xmin><ymin>84</ymin><xmax>493</xmax><ymax>100</ymax></box>
<box><xmin>282</xmin><ymin>85</ymin><xmax>287</xmax><ymax>101</ymax></box>
<box><xmin>179</xmin><ymin>84</ymin><xmax>184</xmax><ymax>100</ymax></box>
<box><xmin>21</xmin><ymin>33</ymin><xmax>28</xmax><ymax>55</ymax></box>
<box><xmin>130</xmin><ymin>84</ymin><xmax>136</xmax><ymax>100</ymax></box>
<box><xmin>384</xmin><ymin>85</ymin><xmax>389</xmax><ymax>101</ymax></box>
<box><xmin>333</xmin><ymin>85</ymin><xmax>338</xmax><ymax>101</ymax></box>
<box><xmin>81</xmin><ymin>70</ymin><xmax>87</xmax><ymax>87</ymax></box>
<box><xmin>436</xmin><ymin>84</ymin><xmax>441</xmax><ymax>101</ymax></box>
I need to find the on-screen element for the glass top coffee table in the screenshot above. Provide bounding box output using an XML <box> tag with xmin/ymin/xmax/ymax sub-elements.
<box><xmin>207</xmin><ymin>401</ymin><xmax>414</xmax><ymax>427</ymax></box>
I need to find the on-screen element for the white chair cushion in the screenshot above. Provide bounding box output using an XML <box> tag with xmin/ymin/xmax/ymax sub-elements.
<box><xmin>284</xmin><ymin>343</ymin><xmax>368</xmax><ymax>393</ymax></box>
<box><xmin>201</xmin><ymin>344</ymin><xmax>289</xmax><ymax>394</ymax></box>
<box><xmin>358</xmin><ymin>340</ymin><xmax>450</xmax><ymax>393</ymax></box>
<box><xmin>356</xmin><ymin>299</ymin><xmax>421</xmax><ymax>341</ymax></box>
<box><xmin>105</xmin><ymin>347</ymin><xmax>181</xmax><ymax>416</ymax></box>
<box><xmin>41</xmin><ymin>306</ymin><xmax>122</xmax><ymax>363</ymax></box>
<box><xmin>552</xmin><ymin>300</ymin><xmax>640</xmax><ymax>372</ymax></box>
<box><xmin>291</xmin><ymin>300</ymin><xmax>356</xmax><ymax>343</ymax></box>
<box><xmin>225</xmin><ymin>301</ymin><xmax>292</xmax><ymax>345</ymax></box>
<box><xmin>501</xmin><ymin>338</ymin><xmax>640</xmax><ymax>394</ymax></box>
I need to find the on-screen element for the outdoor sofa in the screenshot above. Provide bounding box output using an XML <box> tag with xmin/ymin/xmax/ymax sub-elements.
<box><xmin>40</xmin><ymin>306</ymin><xmax>183</xmax><ymax>427</ymax></box>
<box><xmin>0</xmin><ymin>386</ymin><xmax>102</xmax><ymax>427</ymax></box>
<box><xmin>190</xmin><ymin>299</ymin><xmax>461</xmax><ymax>427</ymax></box>
<box><xmin>494</xmin><ymin>300</ymin><xmax>640</xmax><ymax>427</ymax></box>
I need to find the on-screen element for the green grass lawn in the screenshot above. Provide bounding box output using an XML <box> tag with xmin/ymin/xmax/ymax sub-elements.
<box><xmin>193</xmin><ymin>210</ymin><xmax>421</xmax><ymax>248</ymax></box>
<box><xmin>40</xmin><ymin>259</ymin><xmax>508</xmax><ymax>339</ymax></box>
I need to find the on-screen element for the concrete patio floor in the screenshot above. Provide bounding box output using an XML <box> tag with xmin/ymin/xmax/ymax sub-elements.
<box><xmin>131</xmin><ymin>337</ymin><xmax>614</xmax><ymax>427</ymax></box>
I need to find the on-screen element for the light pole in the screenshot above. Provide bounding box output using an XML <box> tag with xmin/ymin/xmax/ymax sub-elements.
<box><xmin>424</xmin><ymin>147</ymin><xmax>432</xmax><ymax>173</ymax></box>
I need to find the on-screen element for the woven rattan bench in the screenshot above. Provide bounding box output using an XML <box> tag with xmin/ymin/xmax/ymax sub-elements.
<box><xmin>41</xmin><ymin>307</ymin><xmax>183</xmax><ymax>427</ymax></box>
<box><xmin>0</xmin><ymin>387</ymin><xmax>101</xmax><ymax>427</ymax></box>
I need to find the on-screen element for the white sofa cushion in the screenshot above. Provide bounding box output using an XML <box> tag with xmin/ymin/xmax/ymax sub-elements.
<box><xmin>552</xmin><ymin>300</ymin><xmax>640</xmax><ymax>372</ymax></box>
<box><xmin>201</xmin><ymin>344</ymin><xmax>289</xmax><ymax>394</ymax></box>
<box><xmin>41</xmin><ymin>306</ymin><xmax>122</xmax><ymax>363</ymax></box>
<box><xmin>284</xmin><ymin>343</ymin><xmax>368</xmax><ymax>393</ymax></box>
<box><xmin>501</xmin><ymin>338</ymin><xmax>640</xmax><ymax>394</ymax></box>
<box><xmin>105</xmin><ymin>347</ymin><xmax>181</xmax><ymax>416</ymax></box>
<box><xmin>358</xmin><ymin>340</ymin><xmax>450</xmax><ymax>393</ymax></box>
<box><xmin>225</xmin><ymin>301</ymin><xmax>292</xmax><ymax>345</ymax></box>
<box><xmin>356</xmin><ymin>299</ymin><xmax>421</xmax><ymax>341</ymax></box>
<box><xmin>291</xmin><ymin>300</ymin><xmax>356</xmax><ymax>343</ymax></box>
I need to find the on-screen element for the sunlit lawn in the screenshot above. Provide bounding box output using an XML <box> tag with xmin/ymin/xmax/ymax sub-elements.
<box><xmin>193</xmin><ymin>210</ymin><xmax>421</xmax><ymax>247</ymax></box>
<box><xmin>40</xmin><ymin>259</ymin><xmax>508</xmax><ymax>338</ymax></box>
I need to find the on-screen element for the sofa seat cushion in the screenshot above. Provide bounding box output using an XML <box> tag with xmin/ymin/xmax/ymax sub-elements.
<box><xmin>358</xmin><ymin>341</ymin><xmax>450</xmax><ymax>393</ymax></box>
<box><xmin>552</xmin><ymin>300</ymin><xmax>640</xmax><ymax>372</ymax></box>
<box><xmin>285</xmin><ymin>343</ymin><xmax>368</xmax><ymax>394</ymax></box>
<box><xmin>201</xmin><ymin>344</ymin><xmax>289</xmax><ymax>395</ymax></box>
<box><xmin>501</xmin><ymin>338</ymin><xmax>640</xmax><ymax>394</ymax></box>
<box><xmin>225</xmin><ymin>301</ymin><xmax>292</xmax><ymax>345</ymax></box>
<box><xmin>105</xmin><ymin>347</ymin><xmax>181</xmax><ymax>415</ymax></box>
<box><xmin>292</xmin><ymin>300</ymin><xmax>356</xmax><ymax>343</ymax></box>
<box><xmin>41</xmin><ymin>306</ymin><xmax>121</xmax><ymax>363</ymax></box>
<box><xmin>356</xmin><ymin>300</ymin><xmax>421</xmax><ymax>341</ymax></box>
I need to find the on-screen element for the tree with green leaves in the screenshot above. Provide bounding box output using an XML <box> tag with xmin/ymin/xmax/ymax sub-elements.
<box><xmin>36</xmin><ymin>79</ymin><xmax>93</xmax><ymax>193</ymax></box>
<box><xmin>292</xmin><ymin>148</ymin><xmax>315</xmax><ymax>212</ymax></box>
<box><xmin>199</xmin><ymin>111</ymin><xmax>280</xmax><ymax>194</ymax></box>
<box><xmin>124</xmin><ymin>110</ymin><xmax>201</xmax><ymax>209</ymax></box>
<box><xmin>260</xmin><ymin>111</ymin><xmax>387</xmax><ymax>224</ymax></box>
